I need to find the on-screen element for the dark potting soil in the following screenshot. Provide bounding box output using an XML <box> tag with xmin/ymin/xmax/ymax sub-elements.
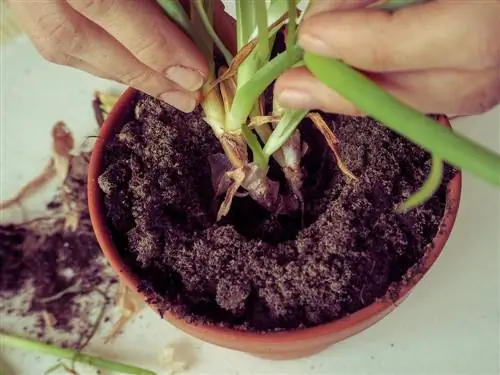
<box><xmin>99</xmin><ymin>92</ymin><xmax>456</xmax><ymax>332</ymax></box>
<box><xmin>0</xmin><ymin>152</ymin><xmax>118</xmax><ymax>340</ymax></box>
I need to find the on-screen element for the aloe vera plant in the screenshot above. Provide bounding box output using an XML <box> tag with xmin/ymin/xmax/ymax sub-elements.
<box><xmin>157</xmin><ymin>0</ymin><xmax>500</xmax><ymax>218</ymax></box>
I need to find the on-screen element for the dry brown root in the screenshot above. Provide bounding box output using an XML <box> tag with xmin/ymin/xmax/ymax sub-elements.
<box><xmin>307</xmin><ymin>112</ymin><xmax>357</xmax><ymax>182</ymax></box>
<box><xmin>0</xmin><ymin>121</ymin><xmax>74</xmax><ymax>211</ymax></box>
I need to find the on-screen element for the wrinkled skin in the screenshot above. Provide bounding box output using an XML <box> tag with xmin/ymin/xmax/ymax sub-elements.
<box><xmin>9</xmin><ymin>0</ymin><xmax>500</xmax><ymax>117</ymax></box>
<box><xmin>7</xmin><ymin>0</ymin><xmax>235</xmax><ymax>113</ymax></box>
<box><xmin>275</xmin><ymin>0</ymin><xmax>500</xmax><ymax>117</ymax></box>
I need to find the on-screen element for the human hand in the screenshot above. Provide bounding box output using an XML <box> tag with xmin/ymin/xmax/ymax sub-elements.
<box><xmin>8</xmin><ymin>0</ymin><xmax>235</xmax><ymax>113</ymax></box>
<box><xmin>275</xmin><ymin>0</ymin><xmax>500</xmax><ymax>117</ymax></box>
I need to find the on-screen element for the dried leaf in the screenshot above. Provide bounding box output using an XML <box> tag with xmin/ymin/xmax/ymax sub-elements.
<box><xmin>208</xmin><ymin>153</ymin><xmax>232</xmax><ymax>196</ymax></box>
<box><xmin>158</xmin><ymin>346</ymin><xmax>187</xmax><ymax>375</ymax></box>
<box><xmin>248</xmin><ymin>115</ymin><xmax>281</xmax><ymax>128</ymax></box>
<box><xmin>217</xmin><ymin>168</ymin><xmax>245</xmax><ymax>221</ymax></box>
<box><xmin>42</xmin><ymin>311</ymin><xmax>56</xmax><ymax>330</ymax></box>
<box><xmin>52</xmin><ymin>121</ymin><xmax>74</xmax><ymax>184</ymax></box>
<box><xmin>218</xmin><ymin>66</ymin><xmax>237</xmax><ymax>114</ymax></box>
<box><xmin>0</xmin><ymin>159</ymin><xmax>56</xmax><ymax>210</ymax></box>
<box><xmin>307</xmin><ymin>112</ymin><xmax>357</xmax><ymax>182</ymax></box>
<box><xmin>104</xmin><ymin>282</ymin><xmax>142</xmax><ymax>343</ymax></box>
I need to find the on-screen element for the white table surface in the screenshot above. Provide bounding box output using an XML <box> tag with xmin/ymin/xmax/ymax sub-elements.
<box><xmin>1</xmin><ymin>9</ymin><xmax>499</xmax><ymax>375</ymax></box>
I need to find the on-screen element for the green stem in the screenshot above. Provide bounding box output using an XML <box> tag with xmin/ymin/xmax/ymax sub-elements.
<box><xmin>254</xmin><ymin>0</ymin><xmax>270</xmax><ymax>62</ymax></box>
<box><xmin>287</xmin><ymin>0</ymin><xmax>297</xmax><ymax>49</ymax></box>
<box><xmin>241</xmin><ymin>123</ymin><xmax>267</xmax><ymax>168</ymax></box>
<box><xmin>264</xmin><ymin>109</ymin><xmax>308</xmax><ymax>157</ymax></box>
<box><xmin>229</xmin><ymin>45</ymin><xmax>303</xmax><ymax>131</ymax></box>
<box><xmin>193</xmin><ymin>0</ymin><xmax>233</xmax><ymax>65</ymax></box>
<box><xmin>304</xmin><ymin>52</ymin><xmax>500</xmax><ymax>186</ymax></box>
<box><xmin>397</xmin><ymin>154</ymin><xmax>444</xmax><ymax>212</ymax></box>
<box><xmin>0</xmin><ymin>333</ymin><xmax>156</xmax><ymax>375</ymax></box>
<box><xmin>236</xmin><ymin>0</ymin><xmax>255</xmax><ymax>51</ymax></box>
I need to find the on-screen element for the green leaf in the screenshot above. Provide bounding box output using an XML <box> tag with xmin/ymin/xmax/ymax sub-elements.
<box><xmin>263</xmin><ymin>109</ymin><xmax>308</xmax><ymax>157</ymax></box>
<box><xmin>397</xmin><ymin>154</ymin><xmax>444</xmax><ymax>212</ymax></box>
<box><xmin>304</xmin><ymin>52</ymin><xmax>500</xmax><ymax>187</ymax></box>
<box><xmin>229</xmin><ymin>45</ymin><xmax>303</xmax><ymax>131</ymax></box>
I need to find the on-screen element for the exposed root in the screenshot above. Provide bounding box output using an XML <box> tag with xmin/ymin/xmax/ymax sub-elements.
<box><xmin>39</xmin><ymin>283</ymin><xmax>82</xmax><ymax>304</ymax></box>
<box><xmin>307</xmin><ymin>112</ymin><xmax>357</xmax><ymax>182</ymax></box>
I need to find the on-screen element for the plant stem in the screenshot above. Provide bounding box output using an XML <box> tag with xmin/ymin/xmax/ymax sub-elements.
<box><xmin>0</xmin><ymin>332</ymin><xmax>156</xmax><ymax>375</ymax></box>
<box><xmin>193</xmin><ymin>0</ymin><xmax>233</xmax><ymax>65</ymax></box>
<box><xmin>264</xmin><ymin>108</ymin><xmax>308</xmax><ymax>157</ymax></box>
<box><xmin>304</xmin><ymin>52</ymin><xmax>500</xmax><ymax>186</ymax></box>
<box><xmin>229</xmin><ymin>45</ymin><xmax>303</xmax><ymax>132</ymax></box>
<box><xmin>254</xmin><ymin>0</ymin><xmax>270</xmax><ymax>62</ymax></box>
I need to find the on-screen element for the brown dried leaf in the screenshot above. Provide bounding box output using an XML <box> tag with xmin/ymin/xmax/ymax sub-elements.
<box><xmin>217</xmin><ymin>167</ymin><xmax>245</xmax><ymax>221</ymax></box>
<box><xmin>248</xmin><ymin>115</ymin><xmax>281</xmax><ymax>129</ymax></box>
<box><xmin>42</xmin><ymin>310</ymin><xmax>56</xmax><ymax>330</ymax></box>
<box><xmin>104</xmin><ymin>282</ymin><xmax>143</xmax><ymax>344</ymax></box>
<box><xmin>0</xmin><ymin>159</ymin><xmax>56</xmax><ymax>210</ymax></box>
<box><xmin>208</xmin><ymin>153</ymin><xmax>232</xmax><ymax>196</ymax></box>
<box><xmin>52</xmin><ymin>121</ymin><xmax>74</xmax><ymax>184</ymax></box>
<box><xmin>307</xmin><ymin>112</ymin><xmax>357</xmax><ymax>182</ymax></box>
<box><xmin>218</xmin><ymin>66</ymin><xmax>237</xmax><ymax>114</ymax></box>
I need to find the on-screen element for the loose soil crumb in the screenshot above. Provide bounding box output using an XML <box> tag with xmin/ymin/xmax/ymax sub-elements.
<box><xmin>100</xmin><ymin>92</ymin><xmax>456</xmax><ymax>332</ymax></box>
<box><xmin>0</xmin><ymin>150</ymin><xmax>118</xmax><ymax>342</ymax></box>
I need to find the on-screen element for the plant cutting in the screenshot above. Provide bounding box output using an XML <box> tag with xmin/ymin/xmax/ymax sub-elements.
<box><xmin>88</xmin><ymin>0</ymin><xmax>497</xmax><ymax>359</ymax></box>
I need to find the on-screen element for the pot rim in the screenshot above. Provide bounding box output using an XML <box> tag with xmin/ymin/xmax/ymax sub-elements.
<box><xmin>88</xmin><ymin>87</ymin><xmax>462</xmax><ymax>343</ymax></box>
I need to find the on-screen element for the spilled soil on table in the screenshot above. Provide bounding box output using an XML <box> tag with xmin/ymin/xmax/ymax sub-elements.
<box><xmin>0</xmin><ymin>146</ymin><xmax>118</xmax><ymax>343</ymax></box>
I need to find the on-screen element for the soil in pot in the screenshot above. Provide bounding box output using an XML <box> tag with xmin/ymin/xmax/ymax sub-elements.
<box><xmin>98</xmin><ymin>90</ymin><xmax>457</xmax><ymax>332</ymax></box>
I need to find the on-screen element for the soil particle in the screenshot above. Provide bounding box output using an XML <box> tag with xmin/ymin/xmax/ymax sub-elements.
<box><xmin>0</xmin><ymin>151</ymin><xmax>117</xmax><ymax>342</ymax></box>
<box><xmin>100</xmin><ymin>92</ymin><xmax>455</xmax><ymax>332</ymax></box>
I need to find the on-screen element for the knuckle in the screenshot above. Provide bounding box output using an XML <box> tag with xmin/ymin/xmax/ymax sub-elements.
<box><xmin>31</xmin><ymin>12</ymin><xmax>87</xmax><ymax>56</ymax></box>
<box><xmin>38</xmin><ymin>46</ymin><xmax>69</xmax><ymax>65</ymax></box>
<box><xmin>132</xmin><ymin>36</ymin><xmax>165</xmax><ymax>65</ymax></box>
<box><xmin>119</xmin><ymin>70</ymin><xmax>156</xmax><ymax>91</ymax></box>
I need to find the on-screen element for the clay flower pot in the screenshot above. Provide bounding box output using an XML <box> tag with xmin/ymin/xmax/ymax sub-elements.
<box><xmin>88</xmin><ymin>87</ymin><xmax>462</xmax><ymax>360</ymax></box>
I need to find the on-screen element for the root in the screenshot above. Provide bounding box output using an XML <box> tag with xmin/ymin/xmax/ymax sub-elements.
<box><xmin>307</xmin><ymin>112</ymin><xmax>357</xmax><ymax>182</ymax></box>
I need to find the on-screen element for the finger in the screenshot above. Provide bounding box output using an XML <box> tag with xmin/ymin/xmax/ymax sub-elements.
<box><xmin>67</xmin><ymin>0</ymin><xmax>208</xmax><ymax>92</ymax></box>
<box><xmin>304</xmin><ymin>0</ymin><xmax>378</xmax><ymax>18</ymax></box>
<box><xmin>299</xmin><ymin>0</ymin><xmax>500</xmax><ymax>72</ymax></box>
<box><xmin>60</xmin><ymin>55</ymin><xmax>116</xmax><ymax>81</ymax></box>
<box><xmin>275</xmin><ymin>67</ymin><xmax>500</xmax><ymax>116</ymax></box>
<box><xmin>19</xmin><ymin>1</ymin><xmax>197</xmax><ymax>112</ymax></box>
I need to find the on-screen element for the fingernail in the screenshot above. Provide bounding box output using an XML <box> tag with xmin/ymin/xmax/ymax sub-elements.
<box><xmin>277</xmin><ymin>89</ymin><xmax>317</xmax><ymax>109</ymax></box>
<box><xmin>165</xmin><ymin>65</ymin><xmax>205</xmax><ymax>91</ymax></box>
<box><xmin>159</xmin><ymin>91</ymin><xmax>196</xmax><ymax>113</ymax></box>
<box><xmin>298</xmin><ymin>33</ymin><xmax>333</xmax><ymax>56</ymax></box>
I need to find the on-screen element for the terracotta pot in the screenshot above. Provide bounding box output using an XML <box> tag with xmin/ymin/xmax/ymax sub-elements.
<box><xmin>88</xmin><ymin>87</ymin><xmax>462</xmax><ymax>360</ymax></box>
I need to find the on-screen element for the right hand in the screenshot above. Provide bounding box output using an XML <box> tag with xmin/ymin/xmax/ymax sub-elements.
<box><xmin>8</xmin><ymin>0</ymin><xmax>235</xmax><ymax>113</ymax></box>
